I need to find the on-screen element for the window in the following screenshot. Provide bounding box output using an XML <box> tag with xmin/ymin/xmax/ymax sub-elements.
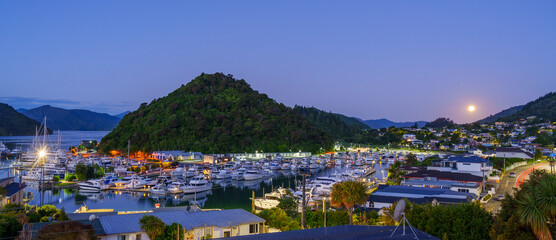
<box><xmin>136</xmin><ymin>234</ymin><xmax>141</xmax><ymax>240</ymax></box>
<box><xmin>249</xmin><ymin>224</ymin><xmax>257</xmax><ymax>233</ymax></box>
<box><xmin>457</xmin><ymin>189</ymin><xmax>469</xmax><ymax>193</ymax></box>
<box><xmin>224</xmin><ymin>231</ymin><xmax>231</xmax><ymax>237</ymax></box>
<box><xmin>369</xmin><ymin>202</ymin><xmax>374</xmax><ymax>208</ymax></box>
<box><xmin>117</xmin><ymin>235</ymin><xmax>127</xmax><ymax>240</ymax></box>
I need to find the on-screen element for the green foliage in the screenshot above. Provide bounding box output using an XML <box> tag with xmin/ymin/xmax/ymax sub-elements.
<box><xmin>425</xmin><ymin>117</ymin><xmax>456</xmax><ymax>129</ymax></box>
<box><xmin>139</xmin><ymin>215</ymin><xmax>166</xmax><ymax>240</ymax></box>
<box><xmin>491</xmin><ymin>170</ymin><xmax>554</xmax><ymax>240</ymax></box>
<box><xmin>293</xmin><ymin>106</ymin><xmax>368</xmax><ymax>142</ymax></box>
<box><xmin>157</xmin><ymin>223</ymin><xmax>184</xmax><ymax>240</ymax></box>
<box><xmin>22</xmin><ymin>105</ymin><xmax>120</xmax><ymax>131</ymax></box>
<box><xmin>37</xmin><ymin>220</ymin><xmax>96</xmax><ymax>240</ymax></box>
<box><xmin>405</xmin><ymin>153</ymin><xmax>417</xmax><ymax>166</ymax></box>
<box><xmin>487</xmin><ymin>157</ymin><xmax>526</xmax><ymax>170</ymax></box>
<box><xmin>330</xmin><ymin>181</ymin><xmax>368</xmax><ymax>225</ymax></box>
<box><xmin>387</xmin><ymin>161</ymin><xmax>406</xmax><ymax>185</ymax></box>
<box><xmin>302</xmin><ymin>209</ymin><xmax>350</xmax><ymax>228</ymax></box>
<box><xmin>257</xmin><ymin>208</ymin><xmax>300</xmax><ymax>231</ymax></box>
<box><xmin>499</xmin><ymin>92</ymin><xmax>556</xmax><ymax>122</ymax></box>
<box><xmin>37</xmin><ymin>205</ymin><xmax>58</xmax><ymax>218</ymax></box>
<box><xmin>405</xmin><ymin>202</ymin><xmax>493</xmax><ymax>240</ymax></box>
<box><xmin>65</xmin><ymin>174</ymin><xmax>77</xmax><ymax>181</ymax></box>
<box><xmin>99</xmin><ymin>73</ymin><xmax>334</xmax><ymax>154</ymax></box>
<box><xmin>75</xmin><ymin>164</ymin><xmax>103</xmax><ymax>181</ymax></box>
<box><xmin>27</xmin><ymin>211</ymin><xmax>40</xmax><ymax>222</ymax></box>
<box><xmin>0</xmin><ymin>103</ymin><xmax>51</xmax><ymax>136</ymax></box>
<box><xmin>52</xmin><ymin>175</ymin><xmax>60</xmax><ymax>182</ymax></box>
<box><xmin>0</xmin><ymin>215</ymin><xmax>22</xmax><ymax>239</ymax></box>
<box><xmin>277</xmin><ymin>197</ymin><xmax>298</xmax><ymax>218</ymax></box>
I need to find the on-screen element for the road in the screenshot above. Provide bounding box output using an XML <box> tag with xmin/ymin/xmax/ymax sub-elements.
<box><xmin>483</xmin><ymin>162</ymin><xmax>549</xmax><ymax>213</ymax></box>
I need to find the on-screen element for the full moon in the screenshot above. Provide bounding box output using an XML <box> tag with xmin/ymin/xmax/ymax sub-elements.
<box><xmin>468</xmin><ymin>105</ymin><xmax>476</xmax><ymax>112</ymax></box>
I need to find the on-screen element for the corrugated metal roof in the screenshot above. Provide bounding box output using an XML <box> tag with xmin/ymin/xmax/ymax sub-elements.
<box><xmin>99</xmin><ymin>209</ymin><xmax>264</xmax><ymax>235</ymax></box>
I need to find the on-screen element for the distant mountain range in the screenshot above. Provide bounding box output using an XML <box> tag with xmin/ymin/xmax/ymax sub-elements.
<box><xmin>359</xmin><ymin>118</ymin><xmax>428</xmax><ymax>129</ymax></box>
<box><xmin>113</xmin><ymin>111</ymin><xmax>131</xmax><ymax>119</ymax></box>
<box><xmin>0</xmin><ymin>103</ymin><xmax>50</xmax><ymax>136</ymax></box>
<box><xmin>478</xmin><ymin>92</ymin><xmax>556</xmax><ymax>123</ymax></box>
<box><xmin>19</xmin><ymin>105</ymin><xmax>121</xmax><ymax>131</ymax></box>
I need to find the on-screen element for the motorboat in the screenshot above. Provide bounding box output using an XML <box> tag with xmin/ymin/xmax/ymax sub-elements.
<box><xmin>242</xmin><ymin>169</ymin><xmax>263</xmax><ymax>181</ymax></box>
<box><xmin>149</xmin><ymin>184</ymin><xmax>167</xmax><ymax>195</ymax></box>
<box><xmin>181</xmin><ymin>175</ymin><xmax>212</xmax><ymax>194</ymax></box>
<box><xmin>167</xmin><ymin>181</ymin><xmax>186</xmax><ymax>194</ymax></box>
<box><xmin>78</xmin><ymin>180</ymin><xmax>109</xmax><ymax>191</ymax></box>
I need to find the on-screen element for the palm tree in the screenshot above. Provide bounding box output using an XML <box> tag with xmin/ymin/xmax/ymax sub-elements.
<box><xmin>517</xmin><ymin>174</ymin><xmax>556</xmax><ymax>240</ymax></box>
<box><xmin>139</xmin><ymin>215</ymin><xmax>166</xmax><ymax>240</ymax></box>
<box><xmin>330</xmin><ymin>180</ymin><xmax>368</xmax><ymax>224</ymax></box>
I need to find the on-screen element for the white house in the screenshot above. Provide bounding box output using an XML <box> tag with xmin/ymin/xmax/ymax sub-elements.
<box><xmin>495</xmin><ymin>147</ymin><xmax>533</xmax><ymax>159</ymax></box>
<box><xmin>427</xmin><ymin>155</ymin><xmax>493</xmax><ymax>177</ymax></box>
<box><xmin>366</xmin><ymin>185</ymin><xmax>473</xmax><ymax>210</ymax></box>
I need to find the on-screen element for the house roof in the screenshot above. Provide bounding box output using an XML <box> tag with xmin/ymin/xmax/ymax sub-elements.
<box><xmin>99</xmin><ymin>209</ymin><xmax>264</xmax><ymax>235</ymax></box>
<box><xmin>368</xmin><ymin>195</ymin><xmax>472</xmax><ymax>205</ymax></box>
<box><xmin>496</xmin><ymin>147</ymin><xmax>534</xmax><ymax>158</ymax></box>
<box><xmin>404</xmin><ymin>170</ymin><xmax>483</xmax><ymax>183</ymax></box>
<box><xmin>222</xmin><ymin>225</ymin><xmax>439</xmax><ymax>240</ymax></box>
<box><xmin>3</xmin><ymin>182</ymin><xmax>26</xmax><ymax>197</ymax></box>
<box><xmin>446</xmin><ymin>156</ymin><xmax>490</xmax><ymax>163</ymax></box>
<box><xmin>0</xmin><ymin>177</ymin><xmax>13</xmax><ymax>187</ymax></box>
<box><xmin>22</xmin><ymin>219</ymin><xmax>105</xmax><ymax>239</ymax></box>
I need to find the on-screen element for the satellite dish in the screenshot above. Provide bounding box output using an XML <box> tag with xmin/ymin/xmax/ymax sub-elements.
<box><xmin>393</xmin><ymin>199</ymin><xmax>406</xmax><ymax>222</ymax></box>
<box><xmin>89</xmin><ymin>214</ymin><xmax>96</xmax><ymax>221</ymax></box>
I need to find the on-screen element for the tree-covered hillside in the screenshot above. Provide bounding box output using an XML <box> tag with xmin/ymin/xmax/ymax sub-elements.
<box><xmin>0</xmin><ymin>103</ymin><xmax>47</xmax><ymax>136</ymax></box>
<box><xmin>498</xmin><ymin>92</ymin><xmax>556</xmax><ymax>122</ymax></box>
<box><xmin>99</xmin><ymin>73</ymin><xmax>333</xmax><ymax>154</ymax></box>
<box><xmin>293</xmin><ymin>106</ymin><xmax>368</xmax><ymax>141</ymax></box>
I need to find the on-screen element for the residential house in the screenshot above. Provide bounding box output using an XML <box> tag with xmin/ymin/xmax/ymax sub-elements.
<box><xmin>0</xmin><ymin>177</ymin><xmax>26</xmax><ymax>207</ymax></box>
<box><xmin>495</xmin><ymin>147</ymin><xmax>534</xmax><ymax>159</ymax></box>
<box><xmin>427</xmin><ymin>156</ymin><xmax>493</xmax><ymax>177</ymax></box>
<box><xmin>366</xmin><ymin>185</ymin><xmax>474</xmax><ymax>210</ymax></box>
<box><xmin>97</xmin><ymin>209</ymin><xmax>265</xmax><ymax>240</ymax></box>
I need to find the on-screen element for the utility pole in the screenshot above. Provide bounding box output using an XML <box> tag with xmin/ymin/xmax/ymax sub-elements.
<box><xmin>323</xmin><ymin>197</ymin><xmax>327</xmax><ymax>227</ymax></box>
<box><xmin>300</xmin><ymin>172</ymin><xmax>310</xmax><ymax>229</ymax></box>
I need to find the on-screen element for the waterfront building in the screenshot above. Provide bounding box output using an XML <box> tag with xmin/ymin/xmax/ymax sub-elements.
<box><xmin>366</xmin><ymin>185</ymin><xmax>474</xmax><ymax>211</ymax></box>
<box><xmin>222</xmin><ymin>225</ymin><xmax>439</xmax><ymax>240</ymax></box>
<box><xmin>0</xmin><ymin>177</ymin><xmax>27</xmax><ymax>207</ymax></box>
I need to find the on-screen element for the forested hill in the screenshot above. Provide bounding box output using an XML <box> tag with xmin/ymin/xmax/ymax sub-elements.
<box><xmin>99</xmin><ymin>73</ymin><xmax>333</xmax><ymax>154</ymax></box>
<box><xmin>293</xmin><ymin>106</ymin><xmax>368</xmax><ymax>141</ymax></box>
<box><xmin>21</xmin><ymin>105</ymin><xmax>120</xmax><ymax>131</ymax></box>
<box><xmin>498</xmin><ymin>92</ymin><xmax>556</xmax><ymax>122</ymax></box>
<box><xmin>0</xmin><ymin>103</ymin><xmax>48</xmax><ymax>136</ymax></box>
<box><xmin>476</xmin><ymin>105</ymin><xmax>524</xmax><ymax>123</ymax></box>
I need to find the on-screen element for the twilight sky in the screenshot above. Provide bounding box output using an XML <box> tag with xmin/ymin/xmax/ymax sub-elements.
<box><xmin>1</xmin><ymin>1</ymin><xmax>555</xmax><ymax>123</ymax></box>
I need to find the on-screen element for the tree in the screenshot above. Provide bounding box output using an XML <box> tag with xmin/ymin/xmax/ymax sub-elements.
<box><xmin>405</xmin><ymin>153</ymin><xmax>417</xmax><ymax>166</ymax></box>
<box><xmin>277</xmin><ymin>197</ymin><xmax>298</xmax><ymax>217</ymax></box>
<box><xmin>257</xmin><ymin>208</ymin><xmax>300</xmax><ymax>231</ymax></box>
<box><xmin>157</xmin><ymin>223</ymin><xmax>183</xmax><ymax>240</ymax></box>
<box><xmin>75</xmin><ymin>164</ymin><xmax>88</xmax><ymax>181</ymax></box>
<box><xmin>37</xmin><ymin>221</ymin><xmax>96</xmax><ymax>240</ymax></box>
<box><xmin>516</xmin><ymin>174</ymin><xmax>556</xmax><ymax>240</ymax></box>
<box><xmin>535</xmin><ymin>149</ymin><xmax>544</xmax><ymax>161</ymax></box>
<box><xmin>330</xmin><ymin>181</ymin><xmax>368</xmax><ymax>225</ymax></box>
<box><xmin>0</xmin><ymin>215</ymin><xmax>22</xmax><ymax>239</ymax></box>
<box><xmin>139</xmin><ymin>215</ymin><xmax>165</xmax><ymax>240</ymax></box>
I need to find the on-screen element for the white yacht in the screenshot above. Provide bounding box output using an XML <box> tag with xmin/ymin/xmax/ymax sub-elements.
<box><xmin>243</xmin><ymin>169</ymin><xmax>263</xmax><ymax>181</ymax></box>
<box><xmin>78</xmin><ymin>180</ymin><xmax>109</xmax><ymax>191</ymax></box>
<box><xmin>255</xmin><ymin>189</ymin><xmax>288</xmax><ymax>210</ymax></box>
<box><xmin>149</xmin><ymin>184</ymin><xmax>167</xmax><ymax>195</ymax></box>
<box><xmin>231</xmin><ymin>167</ymin><xmax>247</xmax><ymax>180</ymax></box>
<box><xmin>181</xmin><ymin>175</ymin><xmax>212</xmax><ymax>194</ymax></box>
<box><xmin>167</xmin><ymin>181</ymin><xmax>186</xmax><ymax>194</ymax></box>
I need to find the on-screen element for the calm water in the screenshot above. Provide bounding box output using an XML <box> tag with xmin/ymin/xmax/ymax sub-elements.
<box><xmin>0</xmin><ymin>131</ymin><xmax>109</xmax><ymax>151</ymax></box>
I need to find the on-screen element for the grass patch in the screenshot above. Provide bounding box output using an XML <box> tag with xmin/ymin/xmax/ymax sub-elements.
<box><xmin>487</xmin><ymin>157</ymin><xmax>526</xmax><ymax>170</ymax></box>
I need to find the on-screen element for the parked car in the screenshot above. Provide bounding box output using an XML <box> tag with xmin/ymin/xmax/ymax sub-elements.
<box><xmin>497</xmin><ymin>195</ymin><xmax>505</xmax><ymax>201</ymax></box>
<box><xmin>509</xmin><ymin>172</ymin><xmax>516</xmax><ymax>178</ymax></box>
